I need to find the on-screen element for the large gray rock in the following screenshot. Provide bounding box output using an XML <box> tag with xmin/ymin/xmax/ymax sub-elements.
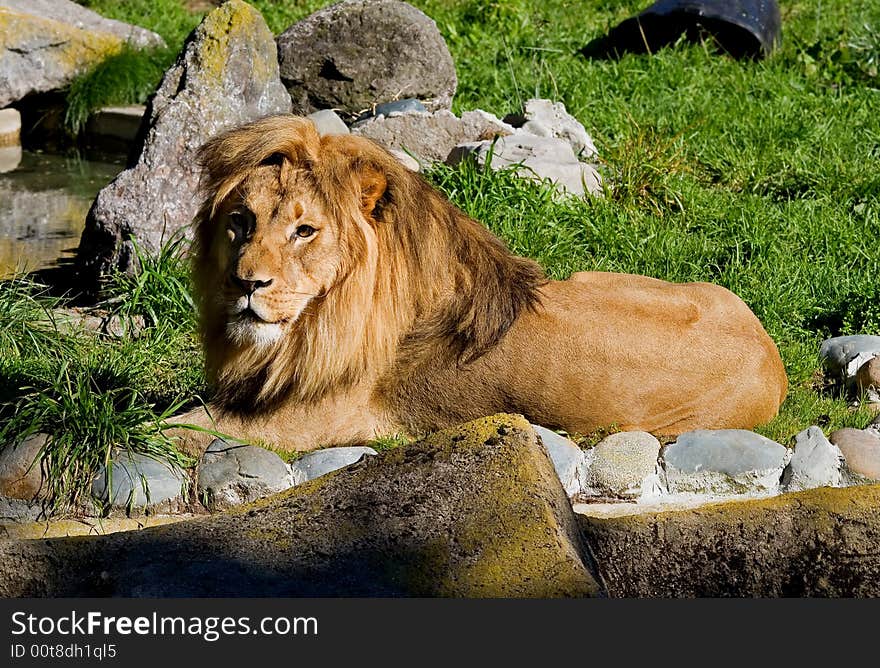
<box><xmin>290</xmin><ymin>446</ymin><xmax>378</xmax><ymax>483</ymax></box>
<box><xmin>506</xmin><ymin>98</ymin><xmax>598</xmax><ymax>160</ymax></box>
<box><xmin>197</xmin><ymin>440</ymin><xmax>294</xmax><ymax>509</ymax></box>
<box><xmin>830</xmin><ymin>428</ymin><xmax>880</xmax><ymax>480</ymax></box>
<box><xmin>447</xmin><ymin>133</ymin><xmax>603</xmax><ymax>197</ymax></box>
<box><xmin>662</xmin><ymin>429</ymin><xmax>787</xmax><ymax>494</ymax></box>
<box><xmin>532</xmin><ymin>425</ymin><xmax>587</xmax><ymax>497</ymax></box>
<box><xmin>0</xmin><ymin>0</ymin><xmax>164</xmax><ymax>107</ymax></box>
<box><xmin>587</xmin><ymin>431</ymin><xmax>662</xmax><ymax>499</ymax></box>
<box><xmin>352</xmin><ymin>109</ymin><xmax>512</xmax><ymax>163</ymax></box>
<box><xmin>781</xmin><ymin>426</ymin><xmax>847</xmax><ymax>492</ymax></box>
<box><xmin>276</xmin><ymin>0</ymin><xmax>457</xmax><ymax>117</ymax></box>
<box><xmin>0</xmin><ymin>415</ymin><xmax>599</xmax><ymax>597</ymax></box>
<box><xmin>91</xmin><ymin>451</ymin><xmax>186</xmax><ymax>508</ymax></box>
<box><xmin>0</xmin><ymin>433</ymin><xmax>47</xmax><ymax>500</ymax></box>
<box><xmin>75</xmin><ymin>0</ymin><xmax>291</xmax><ymax>288</ymax></box>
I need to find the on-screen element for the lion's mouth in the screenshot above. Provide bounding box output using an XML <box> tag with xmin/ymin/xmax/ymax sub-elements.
<box><xmin>236</xmin><ymin>307</ymin><xmax>282</xmax><ymax>325</ymax></box>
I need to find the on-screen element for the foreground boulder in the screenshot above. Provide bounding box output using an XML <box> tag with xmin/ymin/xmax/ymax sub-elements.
<box><xmin>76</xmin><ymin>0</ymin><xmax>290</xmax><ymax>287</ymax></box>
<box><xmin>0</xmin><ymin>0</ymin><xmax>164</xmax><ymax>107</ymax></box>
<box><xmin>579</xmin><ymin>484</ymin><xmax>880</xmax><ymax>597</ymax></box>
<box><xmin>277</xmin><ymin>0</ymin><xmax>457</xmax><ymax>118</ymax></box>
<box><xmin>0</xmin><ymin>415</ymin><xmax>598</xmax><ymax>597</ymax></box>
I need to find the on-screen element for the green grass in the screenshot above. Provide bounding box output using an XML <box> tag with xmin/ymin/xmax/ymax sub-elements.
<box><xmin>0</xmin><ymin>258</ymin><xmax>203</xmax><ymax>513</ymax></box>
<box><xmin>3</xmin><ymin>0</ymin><xmax>879</xmax><ymax>511</ymax></box>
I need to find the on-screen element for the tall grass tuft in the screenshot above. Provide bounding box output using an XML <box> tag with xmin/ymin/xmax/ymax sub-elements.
<box><xmin>0</xmin><ymin>278</ymin><xmax>71</xmax><ymax>360</ymax></box>
<box><xmin>0</xmin><ymin>361</ymin><xmax>193</xmax><ymax>513</ymax></box>
<box><xmin>64</xmin><ymin>46</ymin><xmax>174</xmax><ymax>135</ymax></box>
<box><xmin>104</xmin><ymin>235</ymin><xmax>197</xmax><ymax>330</ymax></box>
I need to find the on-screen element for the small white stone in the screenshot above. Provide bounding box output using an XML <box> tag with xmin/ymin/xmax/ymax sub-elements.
<box><xmin>307</xmin><ymin>109</ymin><xmax>349</xmax><ymax>136</ymax></box>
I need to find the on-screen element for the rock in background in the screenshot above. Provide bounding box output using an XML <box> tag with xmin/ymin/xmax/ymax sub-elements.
<box><xmin>820</xmin><ymin>335</ymin><xmax>880</xmax><ymax>404</ymax></box>
<box><xmin>352</xmin><ymin>108</ymin><xmax>513</xmax><ymax>163</ymax></box>
<box><xmin>0</xmin><ymin>0</ymin><xmax>164</xmax><ymax>108</ymax></box>
<box><xmin>448</xmin><ymin>98</ymin><xmax>603</xmax><ymax>197</ymax></box>
<box><xmin>277</xmin><ymin>0</ymin><xmax>457</xmax><ymax>118</ymax></box>
<box><xmin>75</xmin><ymin>0</ymin><xmax>291</xmax><ymax>288</ymax></box>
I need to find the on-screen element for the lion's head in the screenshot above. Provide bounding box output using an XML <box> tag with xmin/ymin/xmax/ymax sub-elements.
<box><xmin>195</xmin><ymin>115</ymin><xmax>544</xmax><ymax>413</ymax></box>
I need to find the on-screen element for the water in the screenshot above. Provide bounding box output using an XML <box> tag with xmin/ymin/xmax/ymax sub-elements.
<box><xmin>0</xmin><ymin>148</ymin><xmax>122</xmax><ymax>278</ymax></box>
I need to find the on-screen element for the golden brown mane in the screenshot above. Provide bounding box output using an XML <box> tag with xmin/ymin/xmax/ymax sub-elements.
<box><xmin>194</xmin><ymin>115</ymin><xmax>545</xmax><ymax>413</ymax></box>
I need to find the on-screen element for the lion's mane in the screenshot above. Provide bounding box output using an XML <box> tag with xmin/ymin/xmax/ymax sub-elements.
<box><xmin>193</xmin><ymin>115</ymin><xmax>545</xmax><ymax>414</ymax></box>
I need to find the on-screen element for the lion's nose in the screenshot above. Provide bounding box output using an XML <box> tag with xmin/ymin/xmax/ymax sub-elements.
<box><xmin>232</xmin><ymin>275</ymin><xmax>273</xmax><ymax>295</ymax></box>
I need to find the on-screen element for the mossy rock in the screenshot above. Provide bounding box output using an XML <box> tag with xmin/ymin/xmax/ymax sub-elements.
<box><xmin>0</xmin><ymin>1</ymin><xmax>164</xmax><ymax>107</ymax></box>
<box><xmin>580</xmin><ymin>484</ymin><xmax>880</xmax><ymax>597</ymax></box>
<box><xmin>76</xmin><ymin>0</ymin><xmax>291</xmax><ymax>288</ymax></box>
<box><xmin>0</xmin><ymin>414</ymin><xmax>598</xmax><ymax>597</ymax></box>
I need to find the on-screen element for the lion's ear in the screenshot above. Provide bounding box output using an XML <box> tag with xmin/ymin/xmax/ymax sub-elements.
<box><xmin>357</xmin><ymin>163</ymin><xmax>387</xmax><ymax>221</ymax></box>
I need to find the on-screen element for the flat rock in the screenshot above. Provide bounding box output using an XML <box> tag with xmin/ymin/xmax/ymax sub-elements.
<box><xmin>662</xmin><ymin>429</ymin><xmax>787</xmax><ymax>494</ymax></box>
<box><xmin>579</xmin><ymin>484</ymin><xmax>880</xmax><ymax>596</ymax></box>
<box><xmin>353</xmin><ymin>108</ymin><xmax>512</xmax><ymax>163</ymax></box>
<box><xmin>505</xmin><ymin>98</ymin><xmax>598</xmax><ymax>159</ymax></box>
<box><xmin>0</xmin><ymin>433</ymin><xmax>47</xmax><ymax>500</ymax></box>
<box><xmin>277</xmin><ymin>0</ymin><xmax>457</xmax><ymax>117</ymax></box>
<box><xmin>830</xmin><ymin>428</ymin><xmax>880</xmax><ymax>480</ymax></box>
<box><xmin>306</xmin><ymin>109</ymin><xmax>349</xmax><ymax>136</ymax></box>
<box><xmin>91</xmin><ymin>451</ymin><xmax>186</xmax><ymax>509</ymax></box>
<box><xmin>290</xmin><ymin>446</ymin><xmax>378</xmax><ymax>483</ymax></box>
<box><xmin>447</xmin><ymin>133</ymin><xmax>603</xmax><ymax>197</ymax></box>
<box><xmin>0</xmin><ymin>0</ymin><xmax>163</xmax><ymax>107</ymax></box>
<box><xmin>820</xmin><ymin>335</ymin><xmax>880</xmax><ymax>382</ymax></box>
<box><xmin>75</xmin><ymin>0</ymin><xmax>291</xmax><ymax>288</ymax></box>
<box><xmin>197</xmin><ymin>440</ymin><xmax>294</xmax><ymax>509</ymax></box>
<box><xmin>587</xmin><ymin>431</ymin><xmax>661</xmax><ymax>499</ymax></box>
<box><xmin>0</xmin><ymin>415</ymin><xmax>599</xmax><ymax>597</ymax></box>
<box><xmin>532</xmin><ymin>425</ymin><xmax>587</xmax><ymax>497</ymax></box>
<box><xmin>781</xmin><ymin>426</ymin><xmax>847</xmax><ymax>492</ymax></box>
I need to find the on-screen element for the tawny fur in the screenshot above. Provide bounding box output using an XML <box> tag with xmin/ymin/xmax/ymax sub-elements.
<box><xmin>170</xmin><ymin>115</ymin><xmax>787</xmax><ymax>454</ymax></box>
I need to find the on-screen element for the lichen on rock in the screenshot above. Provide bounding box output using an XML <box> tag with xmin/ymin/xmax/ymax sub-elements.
<box><xmin>75</xmin><ymin>0</ymin><xmax>291</xmax><ymax>289</ymax></box>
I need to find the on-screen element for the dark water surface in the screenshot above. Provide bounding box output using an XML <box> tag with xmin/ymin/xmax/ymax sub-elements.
<box><xmin>0</xmin><ymin>149</ymin><xmax>121</xmax><ymax>278</ymax></box>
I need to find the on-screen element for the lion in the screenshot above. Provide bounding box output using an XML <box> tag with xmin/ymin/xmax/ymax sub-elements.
<box><xmin>170</xmin><ymin>114</ymin><xmax>787</xmax><ymax>455</ymax></box>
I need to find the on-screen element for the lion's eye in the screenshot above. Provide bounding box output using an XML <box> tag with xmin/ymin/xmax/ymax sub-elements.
<box><xmin>226</xmin><ymin>210</ymin><xmax>253</xmax><ymax>242</ymax></box>
<box><xmin>295</xmin><ymin>225</ymin><xmax>316</xmax><ymax>239</ymax></box>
